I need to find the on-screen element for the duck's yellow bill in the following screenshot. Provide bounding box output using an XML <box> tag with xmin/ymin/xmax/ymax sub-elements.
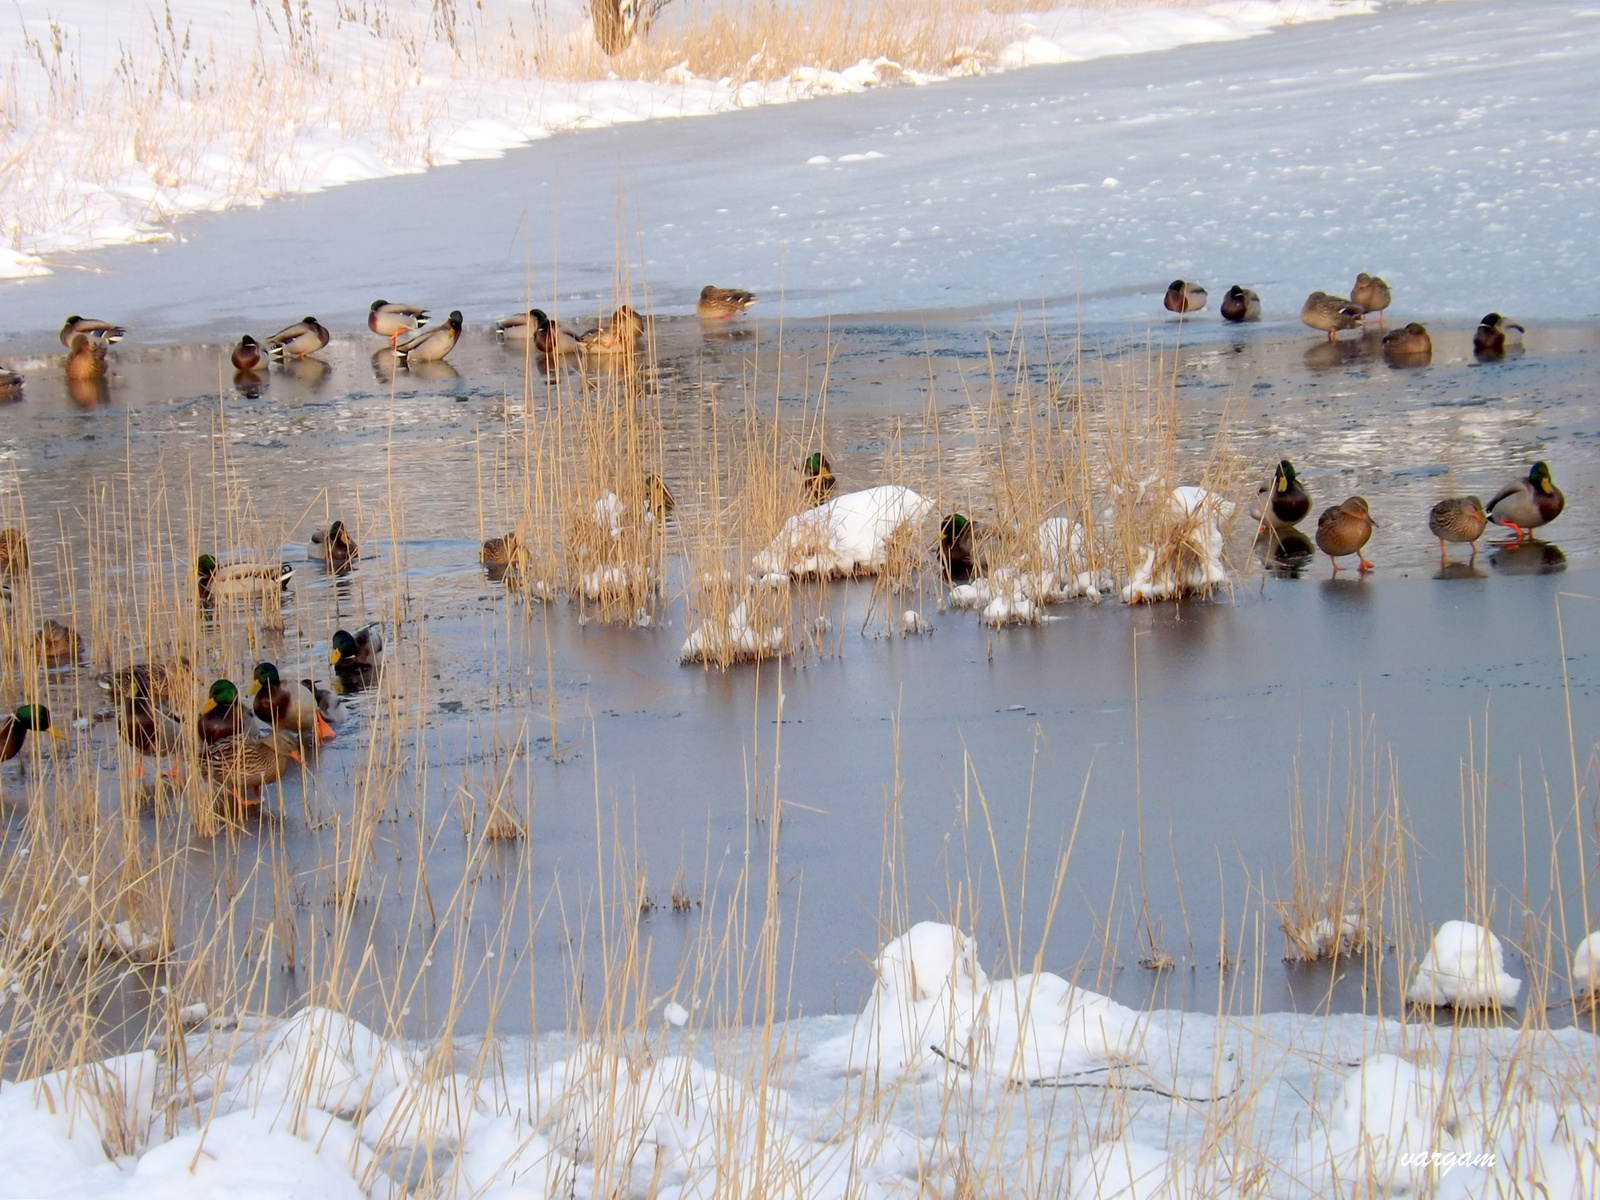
<box><xmin>200</xmin><ymin>697</ymin><xmax>216</xmax><ymax>715</ymax></box>
<box><xmin>329</xmin><ymin>650</ymin><xmax>342</xmax><ymax>666</ymax></box>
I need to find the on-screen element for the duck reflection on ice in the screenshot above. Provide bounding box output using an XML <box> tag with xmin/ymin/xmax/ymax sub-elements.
<box><xmin>1304</xmin><ymin>333</ymin><xmax>1379</xmax><ymax>371</ymax></box>
<box><xmin>276</xmin><ymin>355</ymin><xmax>330</xmax><ymax>390</ymax></box>
<box><xmin>1253</xmin><ymin>527</ymin><xmax>1315</xmax><ymax>578</ymax></box>
<box><xmin>68</xmin><ymin>374</ymin><xmax>111</xmax><ymax>409</ymax></box>
<box><xmin>233</xmin><ymin>369</ymin><xmax>269</xmax><ymax>399</ymax></box>
<box><xmin>1489</xmin><ymin>539</ymin><xmax>1566</xmax><ymax>576</ymax></box>
<box><xmin>372</xmin><ymin>349</ymin><xmax>460</xmax><ymax>384</ymax></box>
<box><xmin>1433</xmin><ymin>560</ymin><xmax>1486</xmax><ymax>582</ymax></box>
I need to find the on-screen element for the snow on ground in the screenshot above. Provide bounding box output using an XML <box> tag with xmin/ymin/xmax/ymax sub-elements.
<box><xmin>2</xmin><ymin>924</ymin><xmax>1596</xmax><ymax>1200</ymax></box>
<box><xmin>0</xmin><ymin>0</ymin><xmax>1367</xmax><ymax>280</ymax></box>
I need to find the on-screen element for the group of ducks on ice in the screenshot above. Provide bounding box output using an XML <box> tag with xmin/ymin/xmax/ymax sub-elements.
<box><xmin>9</xmin><ymin>275</ymin><xmax>1570</xmax><ymax>629</ymax></box>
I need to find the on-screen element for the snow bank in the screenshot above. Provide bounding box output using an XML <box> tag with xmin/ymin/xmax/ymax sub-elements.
<box><xmin>0</xmin><ymin>0</ymin><xmax>1371</xmax><ymax>277</ymax></box>
<box><xmin>1406</xmin><ymin>920</ymin><xmax>1522</xmax><ymax>1010</ymax></box>
<box><xmin>1121</xmin><ymin>487</ymin><xmax>1233</xmax><ymax>605</ymax></box>
<box><xmin>2</xmin><ymin>921</ymin><xmax>1598</xmax><ymax>1200</ymax></box>
<box><xmin>753</xmin><ymin>485</ymin><xmax>933</xmax><ymax>579</ymax></box>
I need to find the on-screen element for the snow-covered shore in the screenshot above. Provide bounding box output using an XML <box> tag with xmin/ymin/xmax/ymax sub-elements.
<box><xmin>4</xmin><ymin>923</ymin><xmax>1596</xmax><ymax>1200</ymax></box>
<box><xmin>0</xmin><ymin>1</ymin><xmax>1370</xmax><ymax>280</ymax></box>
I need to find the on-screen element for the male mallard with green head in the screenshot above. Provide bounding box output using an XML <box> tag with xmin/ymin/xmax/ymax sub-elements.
<box><xmin>802</xmin><ymin>452</ymin><xmax>835</xmax><ymax>506</ymax></box>
<box><xmin>1428</xmin><ymin>497</ymin><xmax>1487</xmax><ymax>563</ymax></box>
<box><xmin>1350</xmin><ymin>273</ymin><xmax>1392</xmax><ymax>323</ymax></box>
<box><xmin>1315</xmin><ymin>496</ymin><xmax>1377</xmax><ymax>573</ymax></box>
<box><xmin>198</xmin><ymin>679</ymin><xmax>254</xmax><ymax>745</ymax></box>
<box><xmin>1220</xmin><ymin>285</ymin><xmax>1261</xmax><ymax>323</ymax></box>
<box><xmin>197</xmin><ymin>555</ymin><xmax>294</xmax><ymax>603</ymax></box>
<box><xmin>1255</xmin><ymin>460</ymin><xmax>1312</xmax><ymax>531</ymax></box>
<box><xmin>1487</xmin><ymin>462</ymin><xmax>1563</xmax><ymax>541</ymax></box>
<box><xmin>697</xmin><ymin>286</ymin><xmax>758</xmax><ymax>320</ymax></box>
<box><xmin>369</xmin><ymin>300</ymin><xmax>428</xmax><ymax>346</ymax></box>
<box><xmin>1301</xmin><ymin>292</ymin><xmax>1366</xmax><ymax>340</ymax></box>
<box><xmin>1163</xmin><ymin>280</ymin><xmax>1207</xmax><ymax>314</ymax></box>
<box><xmin>1473</xmin><ymin>313</ymin><xmax>1525</xmax><ymax>357</ymax></box>
<box><xmin>265</xmin><ymin>317</ymin><xmax>331</xmax><ymax>359</ymax></box>
<box><xmin>1</xmin><ymin>705</ymin><xmax>63</xmax><ymax>763</ymax></box>
<box><xmin>395</xmin><ymin>310</ymin><xmax>462</xmax><ymax>364</ymax></box>
<box><xmin>249</xmin><ymin>662</ymin><xmax>335</xmax><ymax>743</ymax></box>
<box><xmin>60</xmin><ymin>316</ymin><xmax>124</xmax><ymax>347</ymax></box>
<box><xmin>330</xmin><ymin>624</ymin><xmax>384</xmax><ymax>689</ymax></box>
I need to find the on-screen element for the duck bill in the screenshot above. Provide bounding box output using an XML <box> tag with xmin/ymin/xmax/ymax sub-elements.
<box><xmin>1366</xmin><ymin>515</ymin><xmax>1380</xmax><ymax>527</ymax></box>
<box><xmin>246</xmin><ymin>681</ymin><xmax>262</xmax><ymax>697</ymax></box>
<box><xmin>48</xmin><ymin>727</ymin><xmax>66</xmax><ymax>741</ymax></box>
<box><xmin>329</xmin><ymin>649</ymin><xmax>342</xmax><ymax>667</ymax></box>
<box><xmin>200</xmin><ymin>698</ymin><xmax>217</xmax><ymax>715</ymax></box>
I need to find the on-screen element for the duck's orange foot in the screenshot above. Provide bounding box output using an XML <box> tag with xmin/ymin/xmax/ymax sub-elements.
<box><xmin>1358</xmin><ymin>556</ymin><xmax>1375</xmax><ymax>573</ymax></box>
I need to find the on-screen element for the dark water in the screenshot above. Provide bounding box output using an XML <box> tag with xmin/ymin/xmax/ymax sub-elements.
<box><xmin>1</xmin><ymin>315</ymin><xmax>1596</xmax><ymax>1040</ymax></box>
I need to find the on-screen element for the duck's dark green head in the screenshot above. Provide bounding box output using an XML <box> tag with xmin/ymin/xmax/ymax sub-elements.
<box><xmin>940</xmin><ymin>513</ymin><xmax>970</xmax><ymax>542</ymax></box>
<box><xmin>1226</xmin><ymin>285</ymin><xmax>1245</xmax><ymax>299</ymax></box>
<box><xmin>197</xmin><ymin>554</ymin><xmax>218</xmax><ymax>579</ymax></box>
<box><xmin>1275</xmin><ymin>460</ymin><xmax>1298</xmax><ymax>492</ymax></box>
<box><xmin>330</xmin><ymin>630</ymin><xmax>358</xmax><ymax>666</ymax></box>
<box><xmin>302</xmin><ymin>316</ymin><xmax>318</xmax><ymax>325</ymax></box>
<box><xmin>251</xmin><ymin>662</ymin><xmax>281</xmax><ymax>692</ymax></box>
<box><xmin>1530</xmin><ymin>461</ymin><xmax>1555</xmax><ymax>493</ymax></box>
<box><xmin>530</xmin><ymin>309</ymin><xmax>551</xmax><ymax>329</ymax></box>
<box><xmin>370</xmin><ymin>299</ymin><xmax>388</xmax><ymax>312</ymax></box>
<box><xmin>803</xmin><ymin>452</ymin><xmax>830</xmax><ymax>477</ymax></box>
<box><xmin>13</xmin><ymin>704</ymin><xmax>51</xmax><ymax>732</ymax></box>
<box><xmin>64</xmin><ymin>315</ymin><xmax>81</xmax><ymax>326</ymax></box>
<box><xmin>446</xmin><ymin>311</ymin><xmax>464</xmax><ymax>330</ymax></box>
<box><xmin>328</xmin><ymin>520</ymin><xmax>352</xmax><ymax>548</ymax></box>
<box><xmin>202</xmin><ymin>679</ymin><xmax>237</xmax><ymax>714</ymax></box>
<box><xmin>1480</xmin><ymin>312</ymin><xmax>1502</xmax><ymax>328</ymax></box>
<box><xmin>239</xmin><ymin>335</ymin><xmax>257</xmax><ymax>347</ymax></box>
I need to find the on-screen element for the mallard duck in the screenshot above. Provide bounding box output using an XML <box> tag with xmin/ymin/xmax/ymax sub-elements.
<box><xmin>0</xmin><ymin>527</ymin><xmax>27</xmax><ymax>577</ymax></box>
<box><xmin>1163</xmin><ymin>280</ymin><xmax>1207</xmax><ymax>314</ymax></box>
<box><xmin>200</xmin><ymin>727</ymin><xmax>300</xmax><ymax>805</ymax></box>
<box><xmin>106</xmin><ymin>657</ymin><xmax>199</xmax><ymax>711</ymax></box>
<box><xmin>231</xmin><ymin>336</ymin><xmax>265</xmax><ymax>371</ymax></box>
<box><xmin>330</xmin><ymin>624</ymin><xmax>384</xmax><ymax>687</ymax></box>
<box><xmin>1255</xmin><ymin>460</ymin><xmax>1312</xmax><ymax>530</ymax></box>
<box><xmin>697</xmin><ymin>286</ymin><xmax>758</xmax><ymax>320</ymax></box>
<box><xmin>198</xmin><ymin>679</ymin><xmax>255</xmax><ymax>744</ymax></box>
<box><xmin>60</xmin><ymin>316</ymin><xmax>124</xmax><ymax>347</ymax></box>
<box><xmin>1428</xmin><ymin>497</ymin><xmax>1487</xmax><ymax>562</ymax></box>
<box><xmin>1473</xmin><ymin>313</ymin><xmax>1525</xmax><ymax>357</ymax></box>
<box><xmin>265</xmin><ymin>317</ymin><xmax>331</xmax><ymax>360</ymax></box>
<box><xmin>497</xmin><ymin>309</ymin><xmax>582</xmax><ymax>356</ymax></box>
<box><xmin>395</xmin><ymin>310</ymin><xmax>462</xmax><ymax>364</ymax></box>
<box><xmin>481</xmin><ymin>531</ymin><xmax>521</xmax><ymax>568</ymax></box>
<box><xmin>311</xmin><ymin>520</ymin><xmax>358</xmax><ymax>573</ymax></box>
<box><xmin>1382</xmin><ymin>322</ymin><xmax>1432</xmax><ymax>360</ymax></box>
<box><xmin>1350</xmin><ymin>273</ymin><xmax>1392</xmax><ymax>323</ymax></box>
<box><xmin>646</xmin><ymin>475</ymin><xmax>676</xmax><ymax>520</ymax></box>
<box><xmin>99</xmin><ymin>667</ymin><xmax>185</xmax><ymax>763</ymax></box>
<box><xmin>937</xmin><ymin>513</ymin><xmax>987</xmax><ymax>582</ymax></box>
<box><xmin>1220</xmin><ymin>285</ymin><xmax>1260</xmax><ymax>323</ymax></box>
<box><xmin>304</xmin><ymin>679</ymin><xmax>346</xmax><ymax>725</ymax></box>
<box><xmin>369</xmin><ymin>300</ymin><xmax>427</xmax><ymax>346</ymax></box>
<box><xmin>34</xmin><ymin>618</ymin><xmax>81</xmax><ymax>666</ymax></box>
<box><xmin>0</xmin><ymin>367</ymin><xmax>23</xmax><ymax>397</ymax></box>
<box><xmin>1301</xmin><ymin>292</ymin><xmax>1365</xmax><ymax>340</ymax></box>
<box><xmin>1315</xmin><ymin>496</ymin><xmax>1377</xmax><ymax>572</ymax></box>
<box><xmin>65</xmin><ymin>333</ymin><xmax>108</xmax><ymax>380</ymax></box>
<box><xmin>578</xmin><ymin>306</ymin><xmax>644</xmax><ymax>357</ymax></box>
<box><xmin>1487</xmin><ymin>462</ymin><xmax>1564</xmax><ymax>541</ymax></box>
<box><xmin>249</xmin><ymin>662</ymin><xmax>334</xmax><ymax>743</ymax></box>
<box><xmin>197</xmin><ymin>555</ymin><xmax>294</xmax><ymax>602</ymax></box>
<box><xmin>802</xmin><ymin>452</ymin><xmax>835</xmax><ymax>505</ymax></box>
<box><xmin>1</xmin><ymin>705</ymin><xmax>63</xmax><ymax>763</ymax></box>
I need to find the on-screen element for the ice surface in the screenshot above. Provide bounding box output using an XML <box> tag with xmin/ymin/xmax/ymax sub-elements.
<box><xmin>0</xmin><ymin>1</ymin><xmax>1365</xmax><ymax>282</ymax></box>
<box><xmin>13</xmin><ymin>1</ymin><xmax>1596</xmax><ymax>338</ymax></box>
